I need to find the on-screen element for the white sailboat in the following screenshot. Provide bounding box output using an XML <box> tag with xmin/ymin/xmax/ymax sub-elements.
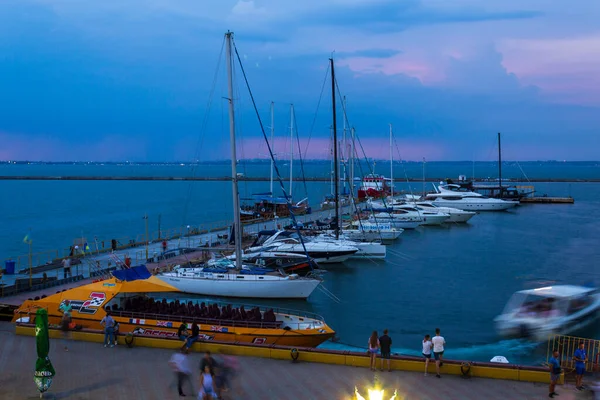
<box><xmin>159</xmin><ymin>32</ymin><xmax>321</xmax><ymax>299</ymax></box>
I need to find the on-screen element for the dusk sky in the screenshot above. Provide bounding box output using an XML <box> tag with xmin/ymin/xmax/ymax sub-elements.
<box><xmin>1</xmin><ymin>0</ymin><xmax>599</xmax><ymax>161</ymax></box>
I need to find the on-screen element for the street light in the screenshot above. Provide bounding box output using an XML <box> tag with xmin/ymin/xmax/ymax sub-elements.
<box><xmin>186</xmin><ymin>225</ymin><xmax>191</xmax><ymax>247</ymax></box>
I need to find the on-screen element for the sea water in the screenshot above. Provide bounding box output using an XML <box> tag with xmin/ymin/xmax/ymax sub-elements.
<box><xmin>1</xmin><ymin>161</ymin><xmax>599</xmax><ymax>365</ymax></box>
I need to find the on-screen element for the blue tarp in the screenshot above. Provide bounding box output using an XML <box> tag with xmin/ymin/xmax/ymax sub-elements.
<box><xmin>112</xmin><ymin>265</ymin><xmax>151</xmax><ymax>282</ymax></box>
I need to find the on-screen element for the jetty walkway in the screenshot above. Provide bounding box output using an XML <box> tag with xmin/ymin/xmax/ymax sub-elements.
<box><xmin>0</xmin><ymin>322</ymin><xmax>574</xmax><ymax>400</ymax></box>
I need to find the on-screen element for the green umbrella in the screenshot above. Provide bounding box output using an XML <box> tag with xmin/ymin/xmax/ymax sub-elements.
<box><xmin>34</xmin><ymin>308</ymin><xmax>55</xmax><ymax>397</ymax></box>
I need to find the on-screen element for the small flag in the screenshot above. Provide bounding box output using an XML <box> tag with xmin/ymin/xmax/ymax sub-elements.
<box><xmin>23</xmin><ymin>234</ymin><xmax>32</xmax><ymax>244</ymax></box>
<box><xmin>129</xmin><ymin>318</ymin><xmax>145</xmax><ymax>324</ymax></box>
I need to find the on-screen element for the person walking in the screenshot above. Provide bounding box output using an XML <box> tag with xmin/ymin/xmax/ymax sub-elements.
<box><xmin>431</xmin><ymin>328</ymin><xmax>445</xmax><ymax>378</ymax></box>
<box><xmin>198</xmin><ymin>365</ymin><xmax>218</xmax><ymax>400</ymax></box>
<box><xmin>573</xmin><ymin>342</ymin><xmax>587</xmax><ymax>391</ymax></box>
<box><xmin>368</xmin><ymin>331</ymin><xmax>379</xmax><ymax>371</ymax></box>
<box><xmin>200</xmin><ymin>351</ymin><xmax>219</xmax><ymax>375</ymax></box>
<box><xmin>548</xmin><ymin>350</ymin><xmax>562</xmax><ymax>398</ymax></box>
<box><xmin>169</xmin><ymin>349</ymin><xmax>194</xmax><ymax>397</ymax></box>
<box><xmin>59</xmin><ymin>300</ymin><xmax>72</xmax><ymax>351</ymax></box>
<box><xmin>378</xmin><ymin>329</ymin><xmax>392</xmax><ymax>372</ymax></box>
<box><xmin>100</xmin><ymin>311</ymin><xmax>116</xmax><ymax>348</ymax></box>
<box><xmin>422</xmin><ymin>334</ymin><xmax>433</xmax><ymax>376</ymax></box>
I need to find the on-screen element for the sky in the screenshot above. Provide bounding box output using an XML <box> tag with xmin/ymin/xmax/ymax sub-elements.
<box><xmin>0</xmin><ymin>0</ymin><xmax>599</xmax><ymax>161</ymax></box>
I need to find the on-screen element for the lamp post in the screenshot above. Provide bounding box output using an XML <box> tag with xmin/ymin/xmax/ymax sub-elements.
<box><xmin>144</xmin><ymin>213</ymin><xmax>149</xmax><ymax>259</ymax></box>
<box><xmin>186</xmin><ymin>225</ymin><xmax>191</xmax><ymax>248</ymax></box>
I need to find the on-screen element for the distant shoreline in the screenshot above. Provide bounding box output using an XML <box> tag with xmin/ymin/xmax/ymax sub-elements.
<box><xmin>1</xmin><ymin>160</ymin><xmax>599</xmax><ymax>165</ymax></box>
<box><xmin>0</xmin><ymin>176</ymin><xmax>597</xmax><ymax>182</ymax></box>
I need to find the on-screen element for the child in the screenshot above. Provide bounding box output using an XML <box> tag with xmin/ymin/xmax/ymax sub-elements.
<box><xmin>422</xmin><ymin>334</ymin><xmax>433</xmax><ymax>376</ymax></box>
<box><xmin>113</xmin><ymin>322</ymin><xmax>120</xmax><ymax>346</ymax></box>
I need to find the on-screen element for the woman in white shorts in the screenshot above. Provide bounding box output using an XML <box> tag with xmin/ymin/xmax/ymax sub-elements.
<box><xmin>198</xmin><ymin>365</ymin><xmax>218</xmax><ymax>400</ymax></box>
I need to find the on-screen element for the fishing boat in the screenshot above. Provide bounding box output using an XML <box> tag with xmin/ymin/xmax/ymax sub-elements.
<box><xmin>494</xmin><ymin>285</ymin><xmax>600</xmax><ymax>341</ymax></box>
<box><xmin>358</xmin><ymin>174</ymin><xmax>391</xmax><ymax>200</ymax></box>
<box><xmin>12</xmin><ymin>270</ymin><xmax>334</xmax><ymax>347</ymax></box>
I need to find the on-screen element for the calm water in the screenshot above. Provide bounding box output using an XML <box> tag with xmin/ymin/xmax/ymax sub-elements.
<box><xmin>1</xmin><ymin>162</ymin><xmax>599</xmax><ymax>365</ymax></box>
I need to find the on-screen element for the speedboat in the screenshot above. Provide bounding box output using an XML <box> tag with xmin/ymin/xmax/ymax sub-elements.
<box><xmin>227</xmin><ymin>250</ymin><xmax>322</xmax><ymax>276</ymax></box>
<box><xmin>13</xmin><ymin>269</ymin><xmax>334</xmax><ymax>347</ymax></box>
<box><xmin>424</xmin><ymin>184</ymin><xmax>518</xmax><ymax>211</ymax></box>
<box><xmin>494</xmin><ymin>285</ymin><xmax>600</xmax><ymax>341</ymax></box>
<box><xmin>246</xmin><ymin>230</ymin><xmax>358</xmax><ymax>264</ymax></box>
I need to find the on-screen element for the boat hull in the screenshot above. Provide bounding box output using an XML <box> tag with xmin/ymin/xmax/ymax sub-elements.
<box><xmin>431</xmin><ymin>200</ymin><xmax>517</xmax><ymax>211</ymax></box>
<box><xmin>159</xmin><ymin>274</ymin><xmax>320</xmax><ymax>299</ymax></box>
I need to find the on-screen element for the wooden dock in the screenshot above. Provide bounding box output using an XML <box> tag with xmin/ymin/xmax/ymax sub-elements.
<box><xmin>520</xmin><ymin>197</ymin><xmax>575</xmax><ymax>204</ymax></box>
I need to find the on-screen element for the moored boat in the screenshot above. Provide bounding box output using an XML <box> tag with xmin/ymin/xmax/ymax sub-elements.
<box><xmin>13</xmin><ymin>273</ymin><xmax>335</xmax><ymax>348</ymax></box>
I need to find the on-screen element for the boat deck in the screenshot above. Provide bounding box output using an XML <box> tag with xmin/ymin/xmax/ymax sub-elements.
<box><xmin>0</xmin><ymin>322</ymin><xmax>577</xmax><ymax>400</ymax></box>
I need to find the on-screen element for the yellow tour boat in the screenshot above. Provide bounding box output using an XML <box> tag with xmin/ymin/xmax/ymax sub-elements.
<box><xmin>13</xmin><ymin>274</ymin><xmax>335</xmax><ymax>348</ymax></box>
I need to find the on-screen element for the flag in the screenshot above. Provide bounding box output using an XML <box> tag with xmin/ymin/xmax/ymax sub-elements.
<box><xmin>23</xmin><ymin>233</ymin><xmax>32</xmax><ymax>244</ymax></box>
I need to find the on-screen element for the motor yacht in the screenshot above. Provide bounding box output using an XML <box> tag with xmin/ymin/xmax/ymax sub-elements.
<box><xmin>424</xmin><ymin>183</ymin><xmax>518</xmax><ymax>211</ymax></box>
<box><xmin>246</xmin><ymin>230</ymin><xmax>358</xmax><ymax>264</ymax></box>
<box><xmin>494</xmin><ymin>285</ymin><xmax>600</xmax><ymax>341</ymax></box>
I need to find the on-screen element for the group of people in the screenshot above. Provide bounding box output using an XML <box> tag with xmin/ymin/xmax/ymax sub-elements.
<box><xmin>169</xmin><ymin>350</ymin><xmax>239</xmax><ymax>399</ymax></box>
<box><xmin>367</xmin><ymin>328</ymin><xmax>446</xmax><ymax>378</ymax></box>
<box><xmin>548</xmin><ymin>342</ymin><xmax>588</xmax><ymax>398</ymax></box>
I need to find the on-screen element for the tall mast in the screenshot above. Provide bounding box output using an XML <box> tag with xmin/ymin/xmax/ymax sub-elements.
<box><xmin>350</xmin><ymin>127</ymin><xmax>355</xmax><ymax>198</ymax></box>
<box><xmin>225</xmin><ymin>32</ymin><xmax>242</xmax><ymax>268</ymax></box>
<box><xmin>330</xmin><ymin>58</ymin><xmax>340</xmax><ymax>239</ymax></box>
<box><xmin>270</xmin><ymin>101</ymin><xmax>274</xmax><ymax>195</ymax></box>
<box><xmin>389</xmin><ymin>123</ymin><xmax>394</xmax><ymax>199</ymax></box>
<box><xmin>342</xmin><ymin>96</ymin><xmax>347</xmax><ymax>194</ymax></box>
<box><xmin>498</xmin><ymin>132</ymin><xmax>502</xmax><ymax>198</ymax></box>
<box><xmin>289</xmin><ymin>104</ymin><xmax>294</xmax><ymax>198</ymax></box>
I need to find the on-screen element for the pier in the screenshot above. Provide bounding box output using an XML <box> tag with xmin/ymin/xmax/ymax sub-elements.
<box><xmin>0</xmin><ymin>321</ymin><xmax>565</xmax><ymax>399</ymax></box>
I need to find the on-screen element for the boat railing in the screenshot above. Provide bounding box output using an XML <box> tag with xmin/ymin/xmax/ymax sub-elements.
<box><xmin>143</xmin><ymin>296</ymin><xmax>326</xmax><ymax>322</ymax></box>
<box><xmin>113</xmin><ymin>309</ymin><xmax>283</xmax><ymax>329</ymax></box>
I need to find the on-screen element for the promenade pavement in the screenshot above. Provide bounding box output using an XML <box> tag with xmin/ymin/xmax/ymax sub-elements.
<box><xmin>0</xmin><ymin>323</ymin><xmax>588</xmax><ymax>400</ymax></box>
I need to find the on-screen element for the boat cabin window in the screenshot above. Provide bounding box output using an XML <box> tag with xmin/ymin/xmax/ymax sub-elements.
<box><xmin>567</xmin><ymin>296</ymin><xmax>592</xmax><ymax>315</ymax></box>
<box><xmin>507</xmin><ymin>294</ymin><xmax>566</xmax><ymax>318</ymax></box>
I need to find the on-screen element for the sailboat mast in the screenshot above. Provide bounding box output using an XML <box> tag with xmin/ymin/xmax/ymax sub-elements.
<box><xmin>289</xmin><ymin>104</ymin><xmax>294</xmax><ymax>198</ymax></box>
<box><xmin>270</xmin><ymin>101</ymin><xmax>274</xmax><ymax>195</ymax></box>
<box><xmin>225</xmin><ymin>32</ymin><xmax>243</xmax><ymax>268</ymax></box>
<box><xmin>389</xmin><ymin>123</ymin><xmax>394</xmax><ymax>199</ymax></box>
<box><xmin>330</xmin><ymin>58</ymin><xmax>340</xmax><ymax>240</ymax></box>
<box><xmin>350</xmin><ymin>127</ymin><xmax>355</xmax><ymax>198</ymax></box>
<box><xmin>498</xmin><ymin>132</ymin><xmax>502</xmax><ymax>198</ymax></box>
<box><xmin>342</xmin><ymin>96</ymin><xmax>347</xmax><ymax>194</ymax></box>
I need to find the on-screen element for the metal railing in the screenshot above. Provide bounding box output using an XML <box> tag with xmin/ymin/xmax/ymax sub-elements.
<box><xmin>546</xmin><ymin>334</ymin><xmax>600</xmax><ymax>373</ymax></box>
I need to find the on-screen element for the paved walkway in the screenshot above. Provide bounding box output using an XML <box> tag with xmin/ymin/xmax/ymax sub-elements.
<box><xmin>0</xmin><ymin>323</ymin><xmax>589</xmax><ymax>400</ymax></box>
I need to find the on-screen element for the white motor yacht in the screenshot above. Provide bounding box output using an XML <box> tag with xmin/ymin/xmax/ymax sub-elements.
<box><xmin>246</xmin><ymin>230</ymin><xmax>359</xmax><ymax>264</ymax></box>
<box><xmin>413</xmin><ymin>201</ymin><xmax>476</xmax><ymax>223</ymax></box>
<box><xmin>341</xmin><ymin>221</ymin><xmax>403</xmax><ymax>243</ymax></box>
<box><xmin>494</xmin><ymin>285</ymin><xmax>600</xmax><ymax>341</ymax></box>
<box><xmin>389</xmin><ymin>204</ymin><xmax>450</xmax><ymax>226</ymax></box>
<box><xmin>424</xmin><ymin>183</ymin><xmax>518</xmax><ymax>211</ymax></box>
<box><xmin>312</xmin><ymin>232</ymin><xmax>387</xmax><ymax>259</ymax></box>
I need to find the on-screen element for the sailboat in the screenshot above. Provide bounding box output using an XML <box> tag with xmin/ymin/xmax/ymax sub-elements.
<box><xmin>158</xmin><ymin>32</ymin><xmax>321</xmax><ymax>299</ymax></box>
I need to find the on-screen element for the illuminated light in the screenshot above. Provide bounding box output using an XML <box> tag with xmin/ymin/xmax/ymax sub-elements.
<box><xmin>534</xmin><ymin>286</ymin><xmax>552</xmax><ymax>291</ymax></box>
<box><xmin>354</xmin><ymin>387</ymin><xmax>398</xmax><ymax>400</ymax></box>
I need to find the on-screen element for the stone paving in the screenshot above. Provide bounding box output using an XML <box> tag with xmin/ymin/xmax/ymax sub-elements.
<box><xmin>0</xmin><ymin>323</ymin><xmax>592</xmax><ymax>400</ymax></box>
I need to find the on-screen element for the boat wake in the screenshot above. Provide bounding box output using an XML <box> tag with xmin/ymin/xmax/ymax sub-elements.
<box><xmin>319</xmin><ymin>338</ymin><xmax>542</xmax><ymax>365</ymax></box>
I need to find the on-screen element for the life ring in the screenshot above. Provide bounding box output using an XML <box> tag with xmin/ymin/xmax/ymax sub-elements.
<box><xmin>261</xmin><ymin>208</ymin><xmax>266</xmax><ymax>213</ymax></box>
<box><xmin>125</xmin><ymin>333</ymin><xmax>135</xmax><ymax>348</ymax></box>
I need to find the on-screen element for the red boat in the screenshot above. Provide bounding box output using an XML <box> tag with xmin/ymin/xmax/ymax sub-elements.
<box><xmin>357</xmin><ymin>174</ymin><xmax>391</xmax><ymax>200</ymax></box>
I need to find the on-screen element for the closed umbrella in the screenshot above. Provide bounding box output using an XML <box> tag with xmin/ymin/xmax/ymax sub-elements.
<box><xmin>34</xmin><ymin>308</ymin><xmax>55</xmax><ymax>397</ymax></box>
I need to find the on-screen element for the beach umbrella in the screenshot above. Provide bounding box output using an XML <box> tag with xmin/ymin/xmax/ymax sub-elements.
<box><xmin>34</xmin><ymin>308</ymin><xmax>55</xmax><ymax>397</ymax></box>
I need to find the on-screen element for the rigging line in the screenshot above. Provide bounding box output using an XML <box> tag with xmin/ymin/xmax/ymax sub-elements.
<box><xmin>302</xmin><ymin>62</ymin><xmax>331</xmax><ymax>160</ymax></box>
<box><xmin>231</xmin><ymin>37</ymin><xmax>312</xmax><ymax>262</ymax></box>
<box><xmin>182</xmin><ymin>37</ymin><xmax>226</xmax><ymax>226</ymax></box>
<box><xmin>516</xmin><ymin>161</ymin><xmax>531</xmax><ymax>183</ymax></box>
<box><xmin>292</xmin><ymin>106</ymin><xmax>309</xmax><ymax>197</ymax></box>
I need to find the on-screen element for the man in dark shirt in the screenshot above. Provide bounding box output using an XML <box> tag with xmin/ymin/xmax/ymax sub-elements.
<box><xmin>200</xmin><ymin>350</ymin><xmax>218</xmax><ymax>374</ymax></box>
<box><xmin>379</xmin><ymin>329</ymin><xmax>392</xmax><ymax>372</ymax></box>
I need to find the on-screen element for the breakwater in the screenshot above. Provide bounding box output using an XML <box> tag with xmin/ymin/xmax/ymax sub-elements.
<box><xmin>0</xmin><ymin>175</ymin><xmax>598</xmax><ymax>182</ymax></box>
